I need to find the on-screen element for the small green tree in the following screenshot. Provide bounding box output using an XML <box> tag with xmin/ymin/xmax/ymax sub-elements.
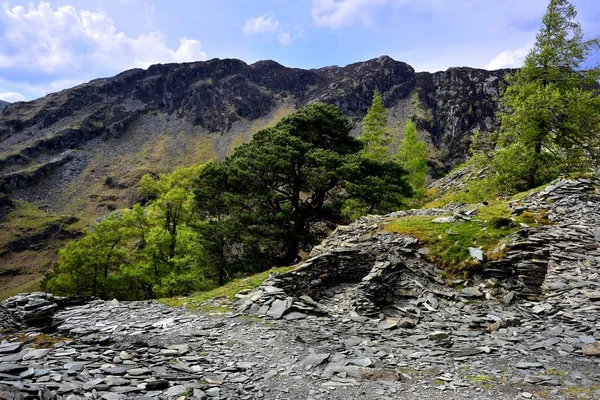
<box><xmin>396</xmin><ymin>120</ymin><xmax>429</xmax><ymax>198</ymax></box>
<box><xmin>489</xmin><ymin>0</ymin><xmax>600</xmax><ymax>191</ymax></box>
<box><xmin>359</xmin><ymin>89</ymin><xmax>391</xmax><ymax>159</ymax></box>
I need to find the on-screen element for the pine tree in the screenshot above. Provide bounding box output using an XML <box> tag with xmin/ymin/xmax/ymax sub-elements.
<box><xmin>359</xmin><ymin>89</ymin><xmax>391</xmax><ymax>159</ymax></box>
<box><xmin>490</xmin><ymin>0</ymin><xmax>600</xmax><ymax>190</ymax></box>
<box><xmin>396</xmin><ymin>120</ymin><xmax>429</xmax><ymax>198</ymax></box>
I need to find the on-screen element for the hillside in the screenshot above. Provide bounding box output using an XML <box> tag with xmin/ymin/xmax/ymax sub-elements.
<box><xmin>0</xmin><ymin>56</ymin><xmax>511</xmax><ymax>295</ymax></box>
<box><xmin>0</xmin><ymin>100</ymin><xmax>8</xmax><ymax>112</ymax></box>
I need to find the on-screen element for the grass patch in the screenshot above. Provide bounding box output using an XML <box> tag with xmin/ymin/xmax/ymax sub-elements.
<box><xmin>0</xmin><ymin>276</ymin><xmax>43</xmax><ymax>301</ymax></box>
<box><xmin>385</xmin><ymin>201</ymin><xmax>532</xmax><ymax>276</ymax></box>
<box><xmin>159</xmin><ymin>266</ymin><xmax>294</xmax><ymax>309</ymax></box>
<box><xmin>466</xmin><ymin>375</ymin><xmax>494</xmax><ymax>389</ymax></box>
<box><xmin>11</xmin><ymin>333</ymin><xmax>71</xmax><ymax>348</ymax></box>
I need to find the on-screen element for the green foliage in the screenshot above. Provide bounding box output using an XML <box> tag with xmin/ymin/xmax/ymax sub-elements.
<box><xmin>47</xmin><ymin>165</ymin><xmax>212</xmax><ymax>300</ymax></box>
<box><xmin>49</xmin><ymin>104</ymin><xmax>412</xmax><ymax>300</ymax></box>
<box><xmin>480</xmin><ymin>0</ymin><xmax>600</xmax><ymax>192</ymax></box>
<box><xmin>194</xmin><ymin>103</ymin><xmax>413</xmax><ymax>275</ymax></box>
<box><xmin>396</xmin><ymin>120</ymin><xmax>429</xmax><ymax>199</ymax></box>
<box><xmin>359</xmin><ymin>89</ymin><xmax>391</xmax><ymax>160</ymax></box>
<box><xmin>159</xmin><ymin>266</ymin><xmax>293</xmax><ymax>308</ymax></box>
<box><xmin>386</xmin><ymin>201</ymin><xmax>535</xmax><ymax>276</ymax></box>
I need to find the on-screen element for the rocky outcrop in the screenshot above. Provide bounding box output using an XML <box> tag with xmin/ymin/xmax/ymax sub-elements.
<box><xmin>237</xmin><ymin>178</ymin><xmax>600</xmax><ymax>324</ymax></box>
<box><xmin>1</xmin><ymin>293</ymin><xmax>96</xmax><ymax>329</ymax></box>
<box><xmin>0</xmin><ymin>56</ymin><xmax>509</xmax><ymax>201</ymax></box>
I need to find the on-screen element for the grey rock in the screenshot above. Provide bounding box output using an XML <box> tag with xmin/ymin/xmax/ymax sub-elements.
<box><xmin>266</xmin><ymin>298</ymin><xmax>293</xmax><ymax>319</ymax></box>
<box><xmin>301</xmin><ymin>352</ymin><xmax>330</xmax><ymax>369</ymax></box>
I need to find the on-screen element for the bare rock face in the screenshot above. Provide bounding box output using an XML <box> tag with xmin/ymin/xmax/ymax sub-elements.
<box><xmin>0</xmin><ymin>56</ymin><xmax>509</xmax><ymax>198</ymax></box>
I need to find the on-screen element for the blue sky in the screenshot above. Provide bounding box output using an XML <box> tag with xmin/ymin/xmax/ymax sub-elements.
<box><xmin>1</xmin><ymin>0</ymin><xmax>599</xmax><ymax>101</ymax></box>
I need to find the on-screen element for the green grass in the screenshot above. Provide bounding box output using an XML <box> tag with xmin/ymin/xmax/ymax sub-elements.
<box><xmin>159</xmin><ymin>266</ymin><xmax>294</xmax><ymax>309</ymax></box>
<box><xmin>385</xmin><ymin>201</ymin><xmax>534</xmax><ymax>277</ymax></box>
<box><xmin>0</xmin><ymin>276</ymin><xmax>43</xmax><ymax>301</ymax></box>
<box><xmin>465</xmin><ymin>375</ymin><xmax>494</xmax><ymax>389</ymax></box>
<box><xmin>0</xmin><ymin>200</ymin><xmax>64</xmax><ymax>244</ymax></box>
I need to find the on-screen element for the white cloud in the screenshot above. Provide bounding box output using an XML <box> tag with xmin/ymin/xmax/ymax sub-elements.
<box><xmin>485</xmin><ymin>47</ymin><xmax>530</xmax><ymax>70</ymax></box>
<box><xmin>278</xmin><ymin>31</ymin><xmax>292</xmax><ymax>45</ymax></box>
<box><xmin>311</xmin><ymin>0</ymin><xmax>388</xmax><ymax>29</ymax></box>
<box><xmin>0</xmin><ymin>1</ymin><xmax>207</xmax><ymax>74</ymax></box>
<box><xmin>242</xmin><ymin>15</ymin><xmax>300</xmax><ymax>46</ymax></box>
<box><xmin>242</xmin><ymin>16</ymin><xmax>281</xmax><ymax>35</ymax></box>
<box><xmin>0</xmin><ymin>91</ymin><xmax>25</xmax><ymax>102</ymax></box>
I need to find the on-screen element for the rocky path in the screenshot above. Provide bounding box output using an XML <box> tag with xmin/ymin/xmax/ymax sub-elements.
<box><xmin>1</xmin><ymin>291</ymin><xmax>600</xmax><ymax>400</ymax></box>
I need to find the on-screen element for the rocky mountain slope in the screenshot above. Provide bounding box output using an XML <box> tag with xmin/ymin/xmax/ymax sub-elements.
<box><xmin>0</xmin><ymin>56</ymin><xmax>510</xmax><ymax>216</ymax></box>
<box><xmin>0</xmin><ymin>100</ymin><xmax>8</xmax><ymax>112</ymax></box>
<box><xmin>0</xmin><ymin>56</ymin><xmax>511</xmax><ymax>295</ymax></box>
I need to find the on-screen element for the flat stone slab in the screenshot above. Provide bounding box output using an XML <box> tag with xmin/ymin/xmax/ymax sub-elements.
<box><xmin>266</xmin><ymin>298</ymin><xmax>293</xmax><ymax>320</ymax></box>
<box><xmin>301</xmin><ymin>352</ymin><xmax>330</xmax><ymax>369</ymax></box>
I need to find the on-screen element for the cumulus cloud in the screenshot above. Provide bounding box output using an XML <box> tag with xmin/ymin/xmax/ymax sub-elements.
<box><xmin>485</xmin><ymin>47</ymin><xmax>530</xmax><ymax>70</ymax></box>
<box><xmin>0</xmin><ymin>1</ymin><xmax>207</xmax><ymax>75</ymax></box>
<box><xmin>0</xmin><ymin>91</ymin><xmax>25</xmax><ymax>102</ymax></box>
<box><xmin>311</xmin><ymin>0</ymin><xmax>388</xmax><ymax>29</ymax></box>
<box><xmin>242</xmin><ymin>15</ymin><xmax>300</xmax><ymax>46</ymax></box>
<box><xmin>242</xmin><ymin>16</ymin><xmax>281</xmax><ymax>35</ymax></box>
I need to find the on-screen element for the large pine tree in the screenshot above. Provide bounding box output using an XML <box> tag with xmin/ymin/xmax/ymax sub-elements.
<box><xmin>490</xmin><ymin>0</ymin><xmax>600</xmax><ymax>190</ymax></box>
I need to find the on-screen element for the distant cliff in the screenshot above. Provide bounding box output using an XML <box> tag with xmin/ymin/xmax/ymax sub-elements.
<box><xmin>0</xmin><ymin>100</ymin><xmax>9</xmax><ymax>112</ymax></box>
<box><xmin>0</xmin><ymin>56</ymin><xmax>511</xmax><ymax>217</ymax></box>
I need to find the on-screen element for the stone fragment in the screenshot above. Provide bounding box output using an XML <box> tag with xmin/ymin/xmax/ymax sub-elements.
<box><xmin>460</xmin><ymin>287</ymin><xmax>483</xmax><ymax>298</ymax></box>
<box><xmin>428</xmin><ymin>331</ymin><xmax>449</xmax><ymax>340</ymax></box>
<box><xmin>582</xmin><ymin>342</ymin><xmax>600</xmax><ymax>356</ymax></box>
<box><xmin>0</xmin><ymin>342</ymin><xmax>22</xmax><ymax>354</ymax></box>
<box><xmin>283</xmin><ymin>312</ymin><xmax>307</xmax><ymax>320</ymax></box>
<box><xmin>145</xmin><ymin>379</ymin><xmax>169</xmax><ymax>390</ymax></box>
<box><xmin>126</xmin><ymin>367</ymin><xmax>151</xmax><ymax>376</ymax></box>
<box><xmin>585</xmin><ymin>292</ymin><xmax>600</xmax><ymax>301</ymax></box>
<box><xmin>432</xmin><ymin>216</ymin><xmax>454</xmax><ymax>223</ymax></box>
<box><xmin>378</xmin><ymin>318</ymin><xmax>398</xmax><ymax>330</ymax></box>
<box><xmin>266</xmin><ymin>298</ymin><xmax>293</xmax><ymax>320</ymax></box>
<box><xmin>453</xmin><ymin>330</ymin><xmax>482</xmax><ymax>337</ymax></box>
<box><xmin>0</xmin><ymin>364</ymin><xmax>28</xmax><ymax>375</ymax></box>
<box><xmin>22</xmin><ymin>348</ymin><xmax>50</xmax><ymax>361</ymax></box>
<box><xmin>468</xmin><ymin>247</ymin><xmax>484</xmax><ymax>261</ymax></box>
<box><xmin>348</xmin><ymin>356</ymin><xmax>373</xmax><ymax>367</ymax></box>
<box><xmin>515</xmin><ymin>362</ymin><xmax>543</xmax><ymax>369</ymax></box>
<box><xmin>301</xmin><ymin>352</ymin><xmax>330</xmax><ymax>369</ymax></box>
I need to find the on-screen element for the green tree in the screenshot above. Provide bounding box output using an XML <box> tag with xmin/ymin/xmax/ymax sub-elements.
<box><xmin>359</xmin><ymin>89</ymin><xmax>391</xmax><ymax>159</ymax></box>
<box><xmin>47</xmin><ymin>166</ymin><xmax>211</xmax><ymax>300</ymax></box>
<box><xmin>396</xmin><ymin>120</ymin><xmax>429</xmax><ymax>198</ymax></box>
<box><xmin>194</xmin><ymin>104</ymin><xmax>413</xmax><ymax>271</ymax></box>
<box><xmin>489</xmin><ymin>0</ymin><xmax>600</xmax><ymax>190</ymax></box>
<box><xmin>46</xmin><ymin>212</ymin><xmax>140</xmax><ymax>299</ymax></box>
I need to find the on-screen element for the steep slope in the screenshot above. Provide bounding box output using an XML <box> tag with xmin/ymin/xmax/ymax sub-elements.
<box><xmin>0</xmin><ymin>56</ymin><xmax>511</xmax><ymax>216</ymax></box>
<box><xmin>0</xmin><ymin>100</ymin><xmax>9</xmax><ymax>112</ymax></box>
<box><xmin>0</xmin><ymin>56</ymin><xmax>511</xmax><ymax>293</ymax></box>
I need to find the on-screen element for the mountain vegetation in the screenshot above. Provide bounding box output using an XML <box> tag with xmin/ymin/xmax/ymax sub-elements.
<box><xmin>46</xmin><ymin>104</ymin><xmax>413</xmax><ymax>299</ymax></box>
<box><xmin>4</xmin><ymin>0</ymin><xmax>599</xmax><ymax>302</ymax></box>
<box><xmin>472</xmin><ymin>0</ymin><xmax>600</xmax><ymax>193</ymax></box>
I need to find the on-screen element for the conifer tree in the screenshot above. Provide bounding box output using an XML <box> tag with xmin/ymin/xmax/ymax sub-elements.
<box><xmin>490</xmin><ymin>0</ymin><xmax>600</xmax><ymax>190</ymax></box>
<box><xmin>359</xmin><ymin>89</ymin><xmax>391</xmax><ymax>159</ymax></box>
<box><xmin>396</xmin><ymin>120</ymin><xmax>429</xmax><ymax>198</ymax></box>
